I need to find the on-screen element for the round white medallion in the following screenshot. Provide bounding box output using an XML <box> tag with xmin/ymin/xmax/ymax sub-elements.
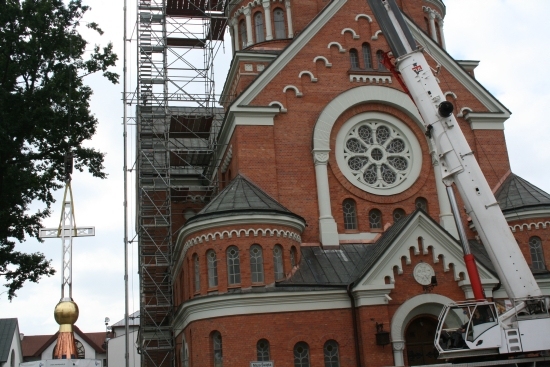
<box><xmin>335</xmin><ymin>112</ymin><xmax>422</xmax><ymax>195</ymax></box>
<box><xmin>413</xmin><ymin>262</ymin><xmax>435</xmax><ymax>286</ymax></box>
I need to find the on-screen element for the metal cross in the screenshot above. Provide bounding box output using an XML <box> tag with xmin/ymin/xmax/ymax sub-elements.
<box><xmin>39</xmin><ymin>182</ymin><xmax>95</xmax><ymax>300</ymax></box>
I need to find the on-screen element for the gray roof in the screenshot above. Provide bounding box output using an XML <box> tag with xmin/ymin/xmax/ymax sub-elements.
<box><xmin>495</xmin><ymin>173</ymin><xmax>550</xmax><ymax>214</ymax></box>
<box><xmin>280</xmin><ymin>209</ymin><xmax>430</xmax><ymax>287</ymax></box>
<box><xmin>186</xmin><ymin>174</ymin><xmax>305</xmax><ymax>225</ymax></box>
<box><xmin>0</xmin><ymin>319</ymin><xmax>17</xmax><ymax>363</ymax></box>
<box><xmin>111</xmin><ymin>311</ymin><xmax>140</xmax><ymax>328</ymax></box>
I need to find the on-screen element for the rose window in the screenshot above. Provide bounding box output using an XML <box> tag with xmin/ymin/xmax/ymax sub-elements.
<box><xmin>343</xmin><ymin>121</ymin><xmax>412</xmax><ymax>189</ymax></box>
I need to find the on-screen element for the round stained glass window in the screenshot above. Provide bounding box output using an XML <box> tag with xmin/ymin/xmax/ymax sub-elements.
<box><xmin>336</xmin><ymin>112</ymin><xmax>422</xmax><ymax>195</ymax></box>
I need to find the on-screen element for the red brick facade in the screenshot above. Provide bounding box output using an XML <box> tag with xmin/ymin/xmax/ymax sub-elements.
<box><xmin>171</xmin><ymin>1</ymin><xmax>550</xmax><ymax>366</ymax></box>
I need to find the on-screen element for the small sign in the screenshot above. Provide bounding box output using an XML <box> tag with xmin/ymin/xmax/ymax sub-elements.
<box><xmin>250</xmin><ymin>362</ymin><xmax>274</xmax><ymax>367</ymax></box>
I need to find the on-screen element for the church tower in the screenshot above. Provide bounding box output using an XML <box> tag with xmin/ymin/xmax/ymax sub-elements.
<box><xmin>171</xmin><ymin>1</ymin><xmax>550</xmax><ymax>366</ymax></box>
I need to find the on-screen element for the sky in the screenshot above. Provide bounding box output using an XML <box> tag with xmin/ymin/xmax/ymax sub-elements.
<box><xmin>2</xmin><ymin>0</ymin><xmax>550</xmax><ymax>336</ymax></box>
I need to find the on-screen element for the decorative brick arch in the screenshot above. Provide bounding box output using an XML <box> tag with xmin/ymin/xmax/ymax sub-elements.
<box><xmin>389</xmin><ymin>294</ymin><xmax>454</xmax><ymax>366</ymax></box>
<box><xmin>311</xmin><ymin>85</ymin><xmax>424</xmax><ymax>246</ymax></box>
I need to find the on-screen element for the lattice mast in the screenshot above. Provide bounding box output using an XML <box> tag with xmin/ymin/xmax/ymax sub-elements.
<box><xmin>135</xmin><ymin>1</ymin><xmax>227</xmax><ymax>367</ymax></box>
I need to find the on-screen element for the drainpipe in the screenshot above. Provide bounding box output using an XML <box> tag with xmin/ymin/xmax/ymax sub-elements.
<box><xmin>347</xmin><ymin>282</ymin><xmax>362</xmax><ymax>367</ymax></box>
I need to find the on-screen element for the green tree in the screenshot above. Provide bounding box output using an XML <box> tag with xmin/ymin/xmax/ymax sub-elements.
<box><xmin>0</xmin><ymin>0</ymin><xmax>118</xmax><ymax>299</ymax></box>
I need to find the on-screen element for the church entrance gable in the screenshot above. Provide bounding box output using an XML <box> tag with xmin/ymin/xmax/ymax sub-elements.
<box><xmin>353</xmin><ymin>210</ymin><xmax>498</xmax><ymax>301</ymax></box>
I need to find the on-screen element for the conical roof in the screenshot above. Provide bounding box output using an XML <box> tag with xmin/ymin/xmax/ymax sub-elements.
<box><xmin>185</xmin><ymin>174</ymin><xmax>305</xmax><ymax>225</ymax></box>
<box><xmin>495</xmin><ymin>173</ymin><xmax>550</xmax><ymax>214</ymax></box>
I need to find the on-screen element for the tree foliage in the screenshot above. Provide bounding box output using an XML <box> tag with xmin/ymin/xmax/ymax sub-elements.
<box><xmin>0</xmin><ymin>0</ymin><xmax>118</xmax><ymax>299</ymax></box>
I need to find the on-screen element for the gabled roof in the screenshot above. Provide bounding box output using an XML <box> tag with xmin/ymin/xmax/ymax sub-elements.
<box><xmin>186</xmin><ymin>174</ymin><xmax>305</xmax><ymax>225</ymax></box>
<box><xmin>111</xmin><ymin>311</ymin><xmax>140</xmax><ymax>328</ymax></box>
<box><xmin>495</xmin><ymin>173</ymin><xmax>550</xmax><ymax>214</ymax></box>
<box><xmin>0</xmin><ymin>319</ymin><xmax>18</xmax><ymax>363</ymax></box>
<box><xmin>21</xmin><ymin>326</ymin><xmax>107</xmax><ymax>358</ymax></box>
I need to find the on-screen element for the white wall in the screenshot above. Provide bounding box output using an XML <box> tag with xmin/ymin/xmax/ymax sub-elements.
<box><xmin>106</xmin><ymin>330</ymin><xmax>139</xmax><ymax>367</ymax></box>
<box><xmin>3</xmin><ymin>324</ymin><xmax>23</xmax><ymax>367</ymax></box>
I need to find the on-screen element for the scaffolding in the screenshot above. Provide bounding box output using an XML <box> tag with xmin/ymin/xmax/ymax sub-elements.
<box><xmin>135</xmin><ymin>1</ymin><xmax>227</xmax><ymax>366</ymax></box>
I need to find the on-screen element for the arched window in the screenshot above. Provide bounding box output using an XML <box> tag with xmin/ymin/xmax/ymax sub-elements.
<box><xmin>274</xmin><ymin>8</ymin><xmax>285</xmax><ymax>39</ymax></box>
<box><xmin>362</xmin><ymin>43</ymin><xmax>372</xmax><ymax>69</ymax></box>
<box><xmin>250</xmin><ymin>245</ymin><xmax>264</xmax><ymax>283</ymax></box>
<box><xmin>257</xmin><ymin>339</ymin><xmax>270</xmax><ymax>361</ymax></box>
<box><xmin>10</xmin><ymin>350</ymin><xmax>15</xmax><ymax>367</ymax></box>
<box><xmin>349</xmin><ymin>48</ymin><xmax>359</xmax><ymax>69</ymax></box>
<box><xmin>343</xmin><ymin>199</ymin><xmax>358</xmax><ymax>230</ymax></box>
<box><xmin>193</xmin><ymin>254</ymin><xmax>200</xmax><ymax>293</ymax></box>
<box><xmin>207</xmin><ymin>250</ymin><xmax>218</xmax><ymax>288</ymax></box>
<box><xmin>324</xmin><ymin>340</ymin><xmax>340</xmax><ymax>367</ymax></box>
<box><xmin>226</xmin><ymin>246</ymin><xmax>241</xmax><ymax>285</ymax></box>
<box><xmin>530</xmin><ymin>236</ymin><xmax>546</xmax><ymax>271</ymax></box>
<box><xmin>273</xmin><ymin>245</ymin><xmax>285</xmax><ymax>281</ymax></box>
<box><xmin>415</xmin><ymin>197</ymin><xmax>428</xmax><ymax>213</ymax></box>
<box><xmin>369</xmin><ymin>209</ymin><xmax>382</xmax><ymax>229</ymax></box>
<box><xmin>254</xmin><ymin>12</ymin><xmax>265</xmax><ymax>42</ymax></box>
<box><xmin>424</xmin><ymin>17</ymin><xmax>430</xmax><ymax>36</ymax></box>
<box><xmin>393</xmin><ymin>208</ymin><xmax>406</xmax><ymax>223</ymax></box>
<box><xmin>212</xmin><ymin>331</ymin><xmax>223</xmax><ymax>367</ymax></box>
<box><xmin>376</xmin><ymin>50</ymin><xmax>387</xmax><ymax>70</ymax></box>
<box><xmin>290</xmin><ymin>246</ymin><xmax>297</xmax><ymax>267</ymax></box>
<box><xmin>239</xmin><ymin>20</ymin><xmax>247</xmax><ymax>49</ymax></box>
<box><xmin>182</xmin><ymin>342</ymin><xmax>189</xmax><ymax>367</ymax></box>
<box><xmin>294</xmin><ymin>342</ymin><xmax>310</xmax><ymax>367</ymax></box>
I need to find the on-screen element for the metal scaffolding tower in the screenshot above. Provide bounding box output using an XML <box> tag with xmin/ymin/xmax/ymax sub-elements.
<box><xmin>135</xmin><ymin>1</ymin><xmax>227</xmax><ymax>366</ymax></box>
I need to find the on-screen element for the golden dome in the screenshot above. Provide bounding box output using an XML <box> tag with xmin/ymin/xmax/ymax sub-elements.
<box><xmin>54</xmin><ymin>300</ymin><xmax>79</xmax><ymax>325</ymax></box>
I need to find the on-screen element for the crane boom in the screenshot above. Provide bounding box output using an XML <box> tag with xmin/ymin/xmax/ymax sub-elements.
<box><xmin>366</xmin><ymin>0</ymin><xmax>550</xmax><ymax>359</ymax></box>
<box><xmin>367</xmin><ymin>0</ymin><xmax>540</xmax><ymax>300</ymax></box>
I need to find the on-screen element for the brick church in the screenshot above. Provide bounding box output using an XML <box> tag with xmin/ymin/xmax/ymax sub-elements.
<box><xmin>171</xmin><ymin>0</ymin><xmax>550</xmax><ymax>366</ymax></box>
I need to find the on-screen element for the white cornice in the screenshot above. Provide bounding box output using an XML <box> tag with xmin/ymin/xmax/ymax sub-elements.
<box><xmin>422</xmin><ymin>0</ymin><xmax>446</xmax><ymax>17</ymax></box>
<box><xmin>464</xmin><ymin>112</ymin><xmax>508</xmax><ymax>130</ymax></box>
<box><xmin>213</xmin><ymin>105</ymin><xmax>281</xmax><ymax>176</ymax></box>
<box><xmin>220</xmin><ymin>52</ymin><xmax>278</xmax><ymax>103</ymax></box>
<box><xmin>173</xmin><ymin>289</ymin><xmax>351</xmax><ymax>335</ymax></box>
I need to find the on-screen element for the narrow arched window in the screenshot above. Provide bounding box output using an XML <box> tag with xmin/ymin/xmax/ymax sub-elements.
<box><xmin>257</xmin><ymin>339</ymin><xmax>270</xmax><ymax>361</ymax></box>
<box><xmin>207</xmin><ymin>250</ymin><xmax>218</xmax><ymax>287</ymax></box>
<box><xmin>10</xmin><ymin>350</ymin><xmax>15</xmax><ymax>367</ymax></box>
<box><xmin>182</xmin><ymin>342</ymin><xmax>189</xmax><ymax>367</ymax></box>
<box><xmin>530</xmin><ymin>236</ymin><xmax>546</xmax><ymax>271</ymax></box>
<box><xmin>212</xmin><ymin>331</ymin><xmax>223</xmax><ymax>367</ymax></box>
<box><xmin>324</xmin><ymin>340</ymin><xmax>340</xmax><ymax>367</ymax></box>
<box><xmin>424</xmin><ymin>17</ymin><xmax>430</xmax><ymax>36</ymax></box>
<box><xmin>376</xmin><ymin>50</ymin><xmax>387</xmax><ymax>70</ymax></box>
<box><xmin>250</xmin><ymin>245</ymin><xmax>264</xmax><ymax>283</ymax></box>
<box><xmin>343</xmin><ymin>199</ymin><xmax>358</xmax><ymax>230</ymax></box>
<box><xmin>274</xmin><ymin>8</ymin><xmax>285</xmax><ymax>39</ymax></box>
<box><xmin>415</xmin><ymin>197</ymin><xmax>428</xmax><ymax>213</ymax></box>
<box><xmin>349</xmin><ymin>48</ymin><xmax>359</xmax><ymax>69</ymax></box>
<box><xmin>294</xmin><ymin>342</ymin><xmax>310</xmax><ymax>367</ymax></box>
<box><xmin>393</xmin><ymin>208</ymin><xmax>406</xmax><ymax>223</ymax></box>
<box><xmin>255</xmin><ymin>12</ymin><xmax>265</xmax><ymax>42</ymax></box>
<box><xmin>193</xmin><ymin>254</ymin><xmax>200</xmax><ymax>293</ymax></box>
<box><xmin>362</xmin><ymin>43</ymin><xmax>372</xmax><ymax>69</ymax></box>
<box><xmin>226</xmin><ymin>246</ymin><xmax>241</xmax><ymax>285</ymax></box>
<box><xmin>369</xmin><ymin>209</ymin><xmax>382</xmax><ymax>229</ymax></box>
<box><xmin>273</xmin><ymin>245</ymin><xmax>284</xmax><ymax>281</ymax></box>
<box><xmin>290</xmin><ymin>246</ymin><xmax>297</xmax><ymax>267</ymax></box>
<box><xmin>435</xmin><ymin>20</ymin><xmax>441</xmax><ymax>44</ymax></box>
<box><xmin>239</xmin><ymin>20</ymin><xmax>247</xmax><ymax>49</ymax></box>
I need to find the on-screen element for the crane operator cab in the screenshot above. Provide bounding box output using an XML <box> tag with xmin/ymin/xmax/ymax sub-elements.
<box><xmin>435</xmin><ymin>298</ymin><xmax>550</xmax><ymax>359</ymax></box>
<box><xmin>435</xmin><ymin>302</ymin><xmax>502</xmax><ymax>358</ymax></box>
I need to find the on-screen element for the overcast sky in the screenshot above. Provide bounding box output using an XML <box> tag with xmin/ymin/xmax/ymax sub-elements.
<box><xmin>3</xmin><ymin>0</ymin><xmax>550</xmax><ymax>336</ymax></box>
